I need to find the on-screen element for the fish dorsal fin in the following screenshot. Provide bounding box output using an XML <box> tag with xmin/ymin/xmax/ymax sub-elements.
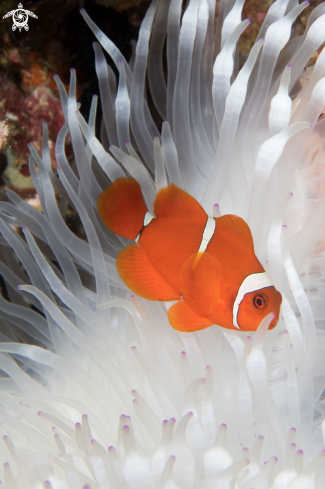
<box><xmin>168</xmin><ymin>300</ymin><xmax>213</xmax><ymax>332</ymax></box>
<box><xmin>97</xmin><ymin>178</ymin><xmax>147</xmax><ymax>240</ymax></box>
<box><xmin>217</xmin><ymin>215</ymin><xmax>254</xmax><ymax>249</ymax></box>
<box><xmin>154</xmin><ymin>184</ymin><xmax>206</xmax><ymax>221</ymax></box>
<box><xmin>180</xmin><ymin>253</ymin><xmax>224</xmax><ymax>318</ymax></box>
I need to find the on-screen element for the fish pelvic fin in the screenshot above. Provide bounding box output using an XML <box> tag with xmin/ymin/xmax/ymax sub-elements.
<box><xmin>168</xmin><ymin>300</ymin><xmax>213</xmax><ymax>332</ymax></box>
<box><xmin>116</xmin><ymin>244</ymin><xmax>179</xmax><ymax>301</ymax></box>
<box><xmin>97</xmin><ymin>177</ymin><xmax>147</xmax><ymax>240</ymax></box>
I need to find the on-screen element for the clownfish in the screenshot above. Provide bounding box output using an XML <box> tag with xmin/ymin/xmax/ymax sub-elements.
<box><xmin>97</xmin><ymin>178</ymin><xmax>282</xmax><ymax>332</ymax></box>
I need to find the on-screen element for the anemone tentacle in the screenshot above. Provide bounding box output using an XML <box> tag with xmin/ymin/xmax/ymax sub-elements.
<box><xmin>0</xmin><ymin>0</ymin><xmax>325</xmax><ymax>487</ymax></box>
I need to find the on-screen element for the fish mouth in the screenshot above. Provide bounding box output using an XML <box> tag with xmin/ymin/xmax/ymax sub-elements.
<box><xmin>268</xmin><ymin>317</ymin><xmax>278</xmax><ymax>330</ymax></box>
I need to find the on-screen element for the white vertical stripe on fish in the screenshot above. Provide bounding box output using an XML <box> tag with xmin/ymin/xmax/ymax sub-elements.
<box><xmin>198</xmin><ymin>216</ymin><xmax>216</xmax><ymax>253</ymax></box>
<box><xmin>135</xmin><ymin>212</ymin><xmax>154</xmax><ymax>243</ymax></box>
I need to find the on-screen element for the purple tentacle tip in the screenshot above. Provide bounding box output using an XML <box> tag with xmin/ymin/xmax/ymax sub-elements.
<box><xmin>287</xmin><ymin>64</ymin><xmax>292</xmax><ymax>68</ymax></box>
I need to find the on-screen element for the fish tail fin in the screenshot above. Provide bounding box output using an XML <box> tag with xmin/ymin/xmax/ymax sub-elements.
<box><xmin>97</xmin><ymin>178</ymin><xmax>148</xmax><ymax>240</ymax></box>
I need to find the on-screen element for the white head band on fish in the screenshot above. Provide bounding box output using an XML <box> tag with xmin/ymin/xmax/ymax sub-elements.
<box><xmin>232</xmin><ymin>272</ymin><xmax>273</xmax><ymax>329</ymax></box>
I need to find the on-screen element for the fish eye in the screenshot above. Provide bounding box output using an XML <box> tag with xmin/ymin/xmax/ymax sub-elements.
<box><xmin>253</xmin><ymin>294</ymin><xmax>267</xmax><ymax>309</ymax></box>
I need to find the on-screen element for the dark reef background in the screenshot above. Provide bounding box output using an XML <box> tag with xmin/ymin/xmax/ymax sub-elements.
<box><xmin>0</xmin><ymin>0</ymin><xmax>322</xmax><ymax>198</ymax></box>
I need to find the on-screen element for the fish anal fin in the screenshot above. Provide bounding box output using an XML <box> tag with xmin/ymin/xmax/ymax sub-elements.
<box><xmin>97</xmin><ymin>178</ymin><xmax>147</xmax><ymax>240</ymax></box>
<box><xmin>168</xmin><ymin>301</ymin><xmax>213</xmax><ymax>332</ymax></box>
<box><xmin>116</xmin><ymin>244</ymin><xmax>179</xmax><ymax>301</ymax></box>
<box><xmin>180</xmin><ymin>253</ymin><xmax>224</xmax><ymax>318</ymax></box>
<box><xmin>154</xmin><ymin>184</ymin><xmax>206</xmax><ymax>221</ymax></box>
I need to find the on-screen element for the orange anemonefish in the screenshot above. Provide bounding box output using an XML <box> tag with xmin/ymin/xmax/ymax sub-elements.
<box><xmin>97</xmin><ymin>177</ymin><xmax>282</xmax><ymax>332</ymax></box>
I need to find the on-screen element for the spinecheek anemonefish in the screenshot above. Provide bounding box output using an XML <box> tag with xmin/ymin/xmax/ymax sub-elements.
<box><xmin>97</xmin><ymin>177</ymin><xmax>282</xmax><ymax>332</ymax></box>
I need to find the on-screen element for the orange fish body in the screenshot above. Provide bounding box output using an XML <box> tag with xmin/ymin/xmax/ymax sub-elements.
<box><xmin>97</xmin><ymin>178</ymin><xmax>282</xmax><ymax>332</ymax></box>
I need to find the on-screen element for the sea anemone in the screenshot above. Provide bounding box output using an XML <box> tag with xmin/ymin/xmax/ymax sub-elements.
<box><xmin>1</xmin><ymin>0</ymin><xmax>325</xmax><ymax>487</ymax></box>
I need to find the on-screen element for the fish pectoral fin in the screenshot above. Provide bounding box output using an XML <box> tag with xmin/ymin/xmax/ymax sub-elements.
<box><xmin>168</xmin><ymin>301</ymin><xmax>213</xmax><ymax>332</ymax></box>
<box><xmin>116</xmin><ymin>244</ymin><xmax>179</xmax><ymax>301</ymax></box>
<box><xmin>180</xmin><ymin>252</ymin><xmax>224</xmax><ymax>318</ymax></box>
